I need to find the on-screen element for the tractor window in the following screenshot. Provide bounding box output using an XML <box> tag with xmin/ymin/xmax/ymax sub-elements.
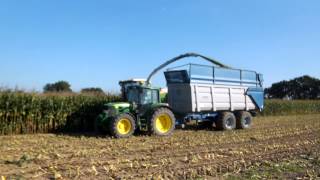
<box><xmin>140</xmin><ymin>89</ymin><xmax>159</xmax><ymax>104</ymax></box>
<box><xmin>152</xmin><ymin>90</ymin><xmax>159</xmax><ymax>103</ymax></box>
<box><xmin>127</xmin><ymin>88</ymin><xmax>140</xmax><ymax>104</ymax></box>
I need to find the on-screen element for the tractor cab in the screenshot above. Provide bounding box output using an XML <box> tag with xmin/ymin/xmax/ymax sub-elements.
<box><xmin>119</xmin><ymin>79</ymin><xmax>160</xmax><ymax>105</ymax></box>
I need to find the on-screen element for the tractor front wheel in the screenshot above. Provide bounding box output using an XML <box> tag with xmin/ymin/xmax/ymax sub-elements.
<box><xmin>148</xmin><ymin>108</ymin><xmax>175</xmax><ymax>136</ymax></box>
<box><xmin>109</xmin><ymin>113</ymin><xmax>136</xmax><ymax>138</ymax></box>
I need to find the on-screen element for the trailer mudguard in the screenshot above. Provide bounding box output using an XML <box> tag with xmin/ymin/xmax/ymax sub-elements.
<box><xmin>246</xmin><ymin>87</ymin><xmax>264</xmax><ymax>111</ymax></box>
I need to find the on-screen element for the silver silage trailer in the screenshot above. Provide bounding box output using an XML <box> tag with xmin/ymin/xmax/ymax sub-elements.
<box><xmin>164</xmin><ymin>63</ymin><xmax>264</xmax><ymax>130</ymax></box>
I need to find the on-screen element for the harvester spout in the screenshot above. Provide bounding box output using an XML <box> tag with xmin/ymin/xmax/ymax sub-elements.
<box><xmin>146</xmin><ymin>52</ymin><xmax>231</xmax><ymax>85</ymax></box>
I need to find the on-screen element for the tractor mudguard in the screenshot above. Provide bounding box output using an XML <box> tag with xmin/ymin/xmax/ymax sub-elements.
<box><xmin>96</xmin><ymin>102</ymin><xmax>132</xmax><ymax>131</ymax></box>
<box><xmin>141</xmin><ymin>103</ymin><xmax>172</xmax><ymax>118</ymax></box>
<box><xmin>246</xmin><ymin>87</ymin><xmax>264</xmax><ymax>111</ymax></box>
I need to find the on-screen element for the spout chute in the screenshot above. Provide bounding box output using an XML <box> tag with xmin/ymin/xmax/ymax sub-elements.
<box><xmin>146</xmin><ymin>52</ymin><xmax>231</xmax><ymax>85</ymax></box>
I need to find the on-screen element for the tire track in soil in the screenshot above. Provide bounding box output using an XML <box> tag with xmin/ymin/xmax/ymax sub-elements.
<box><xmin>127</xmin><ymin>145</ymin><xmax>319</xmax><ymax>179</ymax></box>
<box><xmin>107</xmin><ymin>130</ymin><xmax>319</xmax><ymax>179</ymax></box>
<box><xmin>50</xmin><ymin>128</ymin><xmax>319</xmax><ymax>176</ymax></box>
<box><xmin>113</xmin><ymin>125</ymin><xmax>318</xmax><ymax>155</ymax></box>
<box><xmin>49</xmin><ymin>128</ymin><xmax>316</xmax><ymax>171</ymax></box>
<box><xmin>80</xmin><ymin>126</ymin><xmax>315</xmax><ymax>162</ymax></box>
<box><xmin>112</xmin><ymin>128</ymin><xmax>318</xmax><ymax>162</ymax></box>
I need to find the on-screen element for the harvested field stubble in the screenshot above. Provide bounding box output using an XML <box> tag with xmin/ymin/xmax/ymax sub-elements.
<box><xmin>0</xmin><ymin>114</ymin><xmax>319</xmax><ymax>179</ymax></box>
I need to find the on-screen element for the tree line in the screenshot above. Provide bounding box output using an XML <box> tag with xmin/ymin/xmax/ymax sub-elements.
<box><xmin>265</xmin><ymin>75</ymin><xmax>320</xmax><ymax>100</ymax></box>
<box><xmin>3</xmin><ymin>75</ymin><xmax>319</xmax><ymax>100</ymax></box>
<box><xmin>43</xmin><ymin>80</ymin><xmax>105</xmax><ymax>95</ymax></box>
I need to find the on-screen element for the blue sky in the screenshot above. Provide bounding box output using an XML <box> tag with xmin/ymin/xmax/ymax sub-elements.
<box><xmin>1</xmin><ymin>0</ymin><xmax>319</xmax><ymax>92</ymax></box>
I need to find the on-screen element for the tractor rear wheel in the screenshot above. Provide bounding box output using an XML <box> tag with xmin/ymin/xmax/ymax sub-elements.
<box><xmin>109</xmin><ymin>113</ymin><xmax>136</xmax><ymax>138</ymax></box>
<box><xmin>149</xmin><ymin>108</ymin><xmax>175</xmax><ymax>136</ymax></box>
<box><xmin>216</xmin><ymin>112</ymin><xmax>236</xmax><ymax>131</ymax></box>
<box><xmin>236</xmin><ymin>111</ymin><xmax>252</xmax><ymax>129</ymax></box>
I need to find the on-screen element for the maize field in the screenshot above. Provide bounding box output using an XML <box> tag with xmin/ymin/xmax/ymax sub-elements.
<box><xmin>0</xmin><ymin>114</ymin><xmax>319</xmax><ymax>179</ymax></box>
<box><xmin>262</xmin><ymin>99</ymin><xmax>320</xmax><ymax>116</ymax></box>
<box><xmin>0</xmin><ymin>92</ymin><xmax>120</xmax><ymax>135</ymax></box>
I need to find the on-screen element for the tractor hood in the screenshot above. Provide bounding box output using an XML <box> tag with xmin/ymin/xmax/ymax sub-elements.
<box><xmin>102</xmin><ymin>102</ymin><xmax>131</xmax><ymax>118</ymax></box>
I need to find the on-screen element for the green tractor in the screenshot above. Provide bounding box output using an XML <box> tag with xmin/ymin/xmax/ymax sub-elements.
<box><xmin>95</xmin><ymin>79</ymin><xmax>175</xmax><ymax>138</ymax></box>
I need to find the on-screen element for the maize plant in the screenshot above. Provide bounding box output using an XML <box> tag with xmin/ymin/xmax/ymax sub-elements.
<box><xmin>261</xmin><ymin>99</ymin><xmax>320</xmax><ymax>116</ymax></box>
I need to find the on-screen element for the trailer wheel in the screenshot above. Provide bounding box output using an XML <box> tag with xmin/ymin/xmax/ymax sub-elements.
<box><xmin>216</xmin><ymin>112</ymin><xmax>236</xmax><ymax>131</ymax></box>
<box><xmin>109</xmin><ymin>113</ymin><xmax>136</xmax><ymax>138</ymax></box>
<box><xmin>149</xmin><ymin>108</ymin><xmax>175</xmax><ymax>136</ymax></box>
<box><xmin>236</xmin><ymin>111</ymin><xmax>252</xmax><ymax>129</ymax></box>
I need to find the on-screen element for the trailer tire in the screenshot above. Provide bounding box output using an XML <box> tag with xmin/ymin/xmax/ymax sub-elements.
<box><xmin>216</xmin><ymin>112</ymin><xmax>236</xmax><ymax>131</ymax></box>
<box><xmin>236</xmin><ymin>111</ymin><xmax>252</xmax><ymax>129</ymax></box>
<box><xmin>148</xmin><ymin>108</ymin><xmax>175</xmax><ymax>136</ymax></box>
<box><xmin>109</xmin><ymin>113</ymin><xmax>136</xmax><ymax>138</ymax></box>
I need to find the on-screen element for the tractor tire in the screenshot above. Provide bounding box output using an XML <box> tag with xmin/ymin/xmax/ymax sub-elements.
<box><xmin>148</xmin><ymin>108</ymin><xmax>175</xmax><ymax>136</ymax></box>
<box><xmin>109</xmin><ymin>113</ymin><xmax>136</xmax><ymax>138</ymax></box>
<box><xmin>216</xmin><ymin>112</ymin><xmax>236</xmax><ymax>131</ymax></box>
<box><xmin>236</xmin><ymin>111</ymin><xmax>252</xmax><ymax>129</ymax></box>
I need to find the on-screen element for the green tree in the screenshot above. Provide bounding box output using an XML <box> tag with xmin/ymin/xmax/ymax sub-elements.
<box><xmin>43</xmin><ymin>81</ymin><xmax>72</xmax><ymax>93</ymax></box>
<box><xmin>81</xmin><ymin>87</ymin><xmax>105</xmax><ymax>95</ymax></box>
<box><xmin>265</xmin><ymin>75</ymin><xmax>320</xmax><ymax>99</ymax></box>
